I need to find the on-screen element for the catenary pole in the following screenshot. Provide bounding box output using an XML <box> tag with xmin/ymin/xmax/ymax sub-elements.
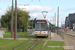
<box><xmin>55</xmin><ymin>13</ymin><xmax>56</xmax><ymax>32</ymax></box>
<box><xmin>11</xmin><ymin>0</ymin><xmax>13</xmax><ymax>38</ymax></box>
<box><xmin>15</xmin><ymin>0</ymin><xmax>17</xmax><ymax>39</ymax></box>
<box><xmin>57</xmin><ymin>7</ymin><xmax>59</xmax><ymax>34</ymax></box>
<box><xmin>54</xmin><ymin>13</ymin><xmax>56</xmax><ymax>25</ymax></box>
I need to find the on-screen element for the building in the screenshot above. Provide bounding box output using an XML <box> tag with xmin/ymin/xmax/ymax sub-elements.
<box><xmin>65</xmin><ymin>13</ymin><xmax>75</xmax><ymax>29</ymax></box>
<box><xmin>65</xmin><ymin>17</ymin><xmax>69</xmax><ymax>28</ymax></box>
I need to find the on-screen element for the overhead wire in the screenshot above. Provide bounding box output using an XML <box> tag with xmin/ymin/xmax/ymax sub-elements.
<box><xmin>19</xmin><ymin>0</ymin><xmax>33</xmax><ymax>5</ymax></box>
<box><xmin>28</xmin><ymin>0</ymin><xmax>33</xmax><ymax>5</ymax></box>
<box><xmin>19</xmin><ymin>0</ymin><xmax>25</xmax><ymax>4</ymax></box>
<box><xmin>39</xmin><ymin>0</ymin><xmax>45</xmax><ymax>11</ymax></box>
<box><xmin>39</xmin><ymin>0</ymin><xmax>48</xmax><ymax>18</ymax></box>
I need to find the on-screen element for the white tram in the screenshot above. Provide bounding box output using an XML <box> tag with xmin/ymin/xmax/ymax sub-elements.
<box><xmin>35</xmin><ymin>19</ymin><xmax>49</xmax><ymax>37</ymax></box>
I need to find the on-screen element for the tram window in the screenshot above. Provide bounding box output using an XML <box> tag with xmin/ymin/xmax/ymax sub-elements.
<box><xmin>28</xmin><ymin>26</ymin><xmax>32</xmax><ymax>29</ymax></box>
<box><xmin>35</xmin><ymin>20</ymin><xmax>48</xmax><ymax>31</ymax></box>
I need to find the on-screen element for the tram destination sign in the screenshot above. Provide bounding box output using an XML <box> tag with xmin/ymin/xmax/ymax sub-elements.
<box><xmin>37</xmin><ymin>21</ymin><xmax>45</xmax><ymax>23</ymax></box>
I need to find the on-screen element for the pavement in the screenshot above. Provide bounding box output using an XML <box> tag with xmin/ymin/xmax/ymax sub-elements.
<box><xmin>3</xmin><ymin>38</ymin><xmax>29</xmax><ymax>40</ymax></box>
<box><xmin>48</xmin><ymin>32</ymin><xmax>64</xmax><ymax>41</ymax></box>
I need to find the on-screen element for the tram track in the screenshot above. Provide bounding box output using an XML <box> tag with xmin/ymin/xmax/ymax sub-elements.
<box><xmin>14</xmin><ymin>35</ymin><xmax>43</xmax><ymax>50</ymax></box>
<box><xmin>14</xmin><ymin>30</ymin><xmax>50</xmax><ymax>50</ymax></box>
<box><xmin>28</xmin><ymin>38</ymin><xmax>43</xmax><ymax>50</ymax></box>
<box><xmin>14</xmin><ymin>38</ymin><xmax>32</xmax><ymax>50</ymax></box>
<box><xmin>41</xmin><ymin>31</ymin><xmax>51</xmax><ymax>50</ymax></box>
<box><xmin>14</xmin><ymin>41</ymin><xmax>30</xmax><ymax>50</ymax></box>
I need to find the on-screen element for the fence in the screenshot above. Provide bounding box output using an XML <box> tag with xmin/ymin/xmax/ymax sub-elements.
<box><xmin>58</xmin><ymin>30</ymin><xmax>66</xmax><ymax>39</ymax></box>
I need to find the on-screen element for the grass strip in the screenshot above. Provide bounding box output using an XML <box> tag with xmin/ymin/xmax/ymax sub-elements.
<box><xmin>4</xmin><ymin>32</ymin><xmax>48</xmax><ymax>39</ymax></box>
<box><xmin>3</xmin><ymin>34</ymin><xmax>35</xmax><ymax>38</ymax></box>
<box><xmin>0</xmin><ymin>39</ymin><xmax>15</xmax><ymax>46</ymax></box>
<box><xmin>5</xmin><ymin>32</ymin><xmax>29</xmax><ymax>34</ymax></box>
<box><xmin>4</xmin><ymin>32</ymin><xmax>30</xmax><ymax>38</ymax></box>
<box><xmin>43</xmin><ymin>41</ymin><xmax>64</xmax><ymax>50</ymax></box>
<box><xmin>0</xmin><ymin>39</ymin><xmax>28</xmax><ymax>50</ymax></box>
<box><xmin>4</xmin><ymin>34</ymin><xmax>47</xmax><ymax>39</ymax></box>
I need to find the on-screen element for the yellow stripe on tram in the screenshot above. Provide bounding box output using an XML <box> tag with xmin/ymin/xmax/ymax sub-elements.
<box><xmin>39</xmin><ymin>31</ymin><xmax>42</xmax><ymax>34</ymax></box>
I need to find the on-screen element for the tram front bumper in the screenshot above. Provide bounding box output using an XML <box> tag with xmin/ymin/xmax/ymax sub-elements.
<box><xmin>35</xmin><ymin>34</ymin><xmax>48</xmax><ymax>36</ymax></box>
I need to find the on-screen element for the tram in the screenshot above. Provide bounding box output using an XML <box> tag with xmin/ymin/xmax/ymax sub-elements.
<box><xmin>35</xmin><ymin>18</ymin><xmax>49</xmax><ymax>37</ymax></box>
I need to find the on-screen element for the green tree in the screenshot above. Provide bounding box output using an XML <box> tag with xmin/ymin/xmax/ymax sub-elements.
<box><xmin>29</xmin><ymin>18</ymin><xmax>36</xmax><ymax>29</ymax></box>
<box><xmin>1</xmin><ymin>8</ymin><xmax>30</xmax><ymax>31</ymax></box>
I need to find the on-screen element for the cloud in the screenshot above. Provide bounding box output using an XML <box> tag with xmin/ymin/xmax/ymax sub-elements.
<box><xmin>0</xmin><ymin>5</ymin><xmax>53</xmax><ymax>18</ymax></box>
<box><xmin>29</xmin><ymin>13</ymin><xmax>53</xmax><ymax>18</ymax></box>
<box><xmin>0</xmin><ymin>8</ymin><xmax>5</xmax><ymax>18</ymax></box>
<box><xmin>29</xmin><ymin>13</ymin><xmax>39</xmax><ymax>18</ymax></box>
<box><xmin>18</xmin><ymin>5</ymin><xmax>53</xmax><ymax>22</ymax></box>
<box><xmin>18</xmin><ymin>5</ymin><xmax>53</xmax><ymax>13</ymax></box>
<box><xmin>0</xmin><ymin>10</ymin><xmax>2</xmax><ymax>12</ymax></box>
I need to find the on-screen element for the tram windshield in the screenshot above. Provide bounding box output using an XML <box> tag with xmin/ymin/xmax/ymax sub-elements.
<box><xmin>35</xmin><ymin>20</ymin><xmax>47</xmax><ymax>31</ymax></box>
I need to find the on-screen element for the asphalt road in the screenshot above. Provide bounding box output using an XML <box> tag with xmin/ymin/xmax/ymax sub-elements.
<box><xmin>64</xmin><ymin>33</ymin><xmax>75</xmax><ymax>50</ymax></box>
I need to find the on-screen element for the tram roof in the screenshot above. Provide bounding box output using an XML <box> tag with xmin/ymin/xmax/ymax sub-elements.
<box><xmin>36</xmin><ymin>18</ymin><xmax>48</xmax><ymax>20</ymax></box>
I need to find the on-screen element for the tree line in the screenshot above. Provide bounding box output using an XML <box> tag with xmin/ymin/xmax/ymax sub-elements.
<box><xmin>1</xmin><ymin>8</ymin><xmax>30</xmax><ymax>32</ymax></box>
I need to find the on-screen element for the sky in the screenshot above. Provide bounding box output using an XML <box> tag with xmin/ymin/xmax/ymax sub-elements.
<box><xmin>0</xmin><ymin>0</ymin><xmax>75</xmax><ymax>27</ymax></box>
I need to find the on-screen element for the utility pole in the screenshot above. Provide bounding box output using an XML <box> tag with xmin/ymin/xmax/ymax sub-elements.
<box><xmin>11</xmin><ymin>0</ymin><xmax>13</xmax><ymax>38</ymax></box>
<box><xmin>15</xmin><ymin>0</ymin><xmax>17</xmax><ymax>39</ymax></box>
<box><xmin>57</xmin><ymin>7</ymin><xmax>59</xmax><ymax>34</ymax></box>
